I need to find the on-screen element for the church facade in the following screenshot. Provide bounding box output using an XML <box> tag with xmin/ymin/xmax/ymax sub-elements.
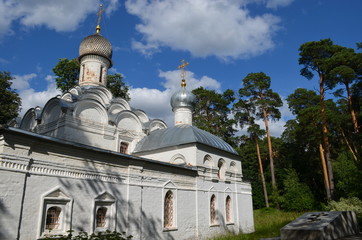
<box><xmin>0</xmin><ymin>24</ymin><xmax>254</xmax><ymax>240</ymax></box>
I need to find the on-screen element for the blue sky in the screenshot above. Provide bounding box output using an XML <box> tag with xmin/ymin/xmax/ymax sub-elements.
<box><xmin>0</xmin><ymin>0</ymin><xmax>361</xmax><ymax>136</ymax></box>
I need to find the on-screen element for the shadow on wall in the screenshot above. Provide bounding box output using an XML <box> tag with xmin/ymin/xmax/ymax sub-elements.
<box><xmin>0</xmin><ymin>199</ymin><xmax>10</xmax><ymax>239</ymax></box>
<box><xmin>53</xmin><ymin>152</ymin><xmax>176</xmax><ymax>240</ymax></box>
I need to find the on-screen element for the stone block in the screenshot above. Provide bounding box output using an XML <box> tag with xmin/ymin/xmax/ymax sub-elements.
<box><xmin>280</xmin><ymin>211</ymin><xmax>359</xmax><ymax>240</ymax></box>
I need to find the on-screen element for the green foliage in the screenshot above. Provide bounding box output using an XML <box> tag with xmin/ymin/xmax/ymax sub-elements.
<box><xmin>192</xmin><ymin>87</ymin><xmax>237</xmax><ymax>147</ymax></box>
<box><xmin>333</xmin><ymin>152</ymin><xmax>362</xmax><ymax>199</ymax></box>
<box><xmin>324</xmin><ymin>197</ymin><xmax>362</xmax><ymax>226</ymax></box>
<box><xmin>281</xmin><ymin>169</ymin><xmax>315</xmax><ymax>211</ymax></box>
<box><xmin>212</xmin><ymin>208</ymin><xmax>301</xmax><ymax>240</ymax></box>
<box><xmin>52</xmin><ymin>58</ymin><xmax>130</xmax><ymax>101</ymax></box>
<box><xmin>41</xmin><ymin>230</ymin><xmax>132</xmax><ymax>240</ymax></box>
<box><xmin>238</xmin><ymin>72</ymin><xmax>282</xmax><ymax>122</ymax></box>
<box><xmin>107</xmin><ymin>73</ymin><xmax>130</xmax><ymax>101</ymax></box>
<box><xmin>53</xmin><ymin>58</ymin><xmax>80</xmax><ymax>93</ymax></box>
<box><xmin>0</xmin><ymin>71</ymin><xmax>21</xmax><ymax>124</ymax></box>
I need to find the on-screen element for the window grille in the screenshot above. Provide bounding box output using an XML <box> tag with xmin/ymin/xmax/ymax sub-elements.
<box><xmin>226</xmin><ymin>196</ymin><xmax>231</xmax><ymax>223</ymax></box>
<box><xmin>164</xmin><ymin>190</ymin><xmax>174</xmax><ymax>228</ymax></box>
<box><xmin>96</xmin><ymin>207</ymin><xmax>107</xmax><ymax>227</ymax></box>
<box><xmin>46</xmin><ymin>207</ymin><xmax>61</xmax><ymax>230</ymax></box>
<box><xmin>210</xmin><ymin>194</ymin><xmax>217</xmax><ymax>224</ymax></box>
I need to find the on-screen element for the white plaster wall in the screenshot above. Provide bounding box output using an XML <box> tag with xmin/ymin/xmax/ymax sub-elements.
<box><xmin>136</xmin><ymin>145</ymin><xmax>198</xmax><ymax>166</ymax></box>
<box><xmin>0</xmin><ymin>171</ymin><xmax>25</xmax><ymax>240</ymax></box>
<box><xmin>0</xmin><ymin>130</ymin><xmax>254</xmax><ymax>240</ymax></box>
<box><xmin>174</xmin><ymin>108</ymin><xmax>192</xmax><ymax>126</ymax></box>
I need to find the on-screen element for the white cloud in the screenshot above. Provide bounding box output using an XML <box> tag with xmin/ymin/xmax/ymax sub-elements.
<box><xmin>15</xmin><ymin>74</ymin><xmax>61</xmax><ymax>116</ymax></box>
<box><xmin>129</xmin><ymin>69</ymin><xmax>221</xmax><ymax>126</ymax></box>
<box><xmin>265</xmin><ymin>0</ymin><xmax>295</xmax><ymax>9</ymax></box>
<box><xmin>125</xmin><ymin>0</ymin><xmax>282</xmax><ymax>59</ymax></box>
<box><xmin>12</xmin><ymin>73</ymin><xmax>37</xmax><ymax>91</ymax></box>
<box><xmin>0</xmin><ymin>0</ymin><xmax>119</xmax><ymax>39</ymax></box>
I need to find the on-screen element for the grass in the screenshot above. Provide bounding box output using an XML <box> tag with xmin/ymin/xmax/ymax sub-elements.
<box><xmin>212</xmin><ymin>208</ymin><xmax>303</xmax><ymax>240</ymax></box>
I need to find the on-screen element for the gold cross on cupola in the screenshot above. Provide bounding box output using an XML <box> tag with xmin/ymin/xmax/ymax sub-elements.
<box><xmin>96</xmin><ymin>4</ymin><xmax>104</xmax><ymax>33</ymax></box>
<box><xmin>177</xmin><ymin>59</ymin><xmax>189</xmax><ymax>88</ymax></box>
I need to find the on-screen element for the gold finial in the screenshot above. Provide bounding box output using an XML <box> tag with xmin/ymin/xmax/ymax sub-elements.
<box><xmin>177</xmin><ymin>59</ymin><xmax>189</xmax><ymax>88</ymax></box>
<box><xmin>96</xmin><ymin>4</ymin><xmax>104</xmax><ymax>33</ymax></box>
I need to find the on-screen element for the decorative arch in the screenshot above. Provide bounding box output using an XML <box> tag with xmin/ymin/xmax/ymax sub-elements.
<box><xmin>115</xmin><ymin>110</ymin><xmax>142</xmax><ymax>132</ymax></box>
<box><xmin>230</xmin><ymin>161</ymin><xmax>238</xmax><ymax>173</ymax></box>
<box><xmin>203</xmin><ymin>155</ymin><xmax>213</xmax><ymax>167</ymax></box>
<box><xmin>73</xmin><ymin>99</ymin><xmax>108</xmax><ymax>124</ymax></box>
<box><xmin>41</xmin><ymin>98</ymin><xmax>63</xmax><ymax>125</ymax></box>
<box><xmin>81</xmin><ymin>86</ymin><xmax>112</xmax><ymax>106</ymax></box>
<box><xmin>110</xmin><ymin>98</ymin><xmax>131</xmax><ymax>110</ymax></box>
<box><xmin>170</xmin><ymin>153</ymin><xmax>186</xmax><ymax>165</ymax></box>
<box><xmin>20</xmin><ymin>106</ymin><xmax>42</xmax><ymax>131</ymax></box>
<box><xmin>69</xmin><ymin>86</ymin><xmax>82</xmax><ymax>96</ymax></box>
<box><xmin>60</xmin><ymin>93</ymin><xmax>73</xmax><ymax>102</ymax></box>
<box><xmin>149</xmin><ymin>119</ymin><xmax>167</xmax><ymax>132</ymax></box>
<box><xmin>218</xmin><ymin>158</ymin><xmax>226</xmax><ymax>180</ymax></box>
<box><xmin>133</xmin><ymin>109</ymin><xmax>150</xmax><ymax>124</ymax></box>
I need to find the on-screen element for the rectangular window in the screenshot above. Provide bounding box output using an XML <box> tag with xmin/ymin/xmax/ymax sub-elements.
<box><xmin>99</xmin><ymin>66</ymin><xmax>103</xmax><ymax>83</ymax></box>
<box><xmin>120</xmin><ymin>142</ymin><xmax>129</xmax><ymax>154</ymax></box>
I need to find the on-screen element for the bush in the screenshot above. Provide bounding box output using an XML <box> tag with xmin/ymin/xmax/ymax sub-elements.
<box><xmin>324</xmin><ymin>197</ymin><xmax>362</xmax><ymax>226</ymax></box>
<box><xmin>281</xmin><ymin>169</ymin><xmax>315</xmax><ymax>211</ymax></box>
<box><xmin>41</xmin><ymin>230</ymin><xmax>133</xmax><ymax>240</ymax></box>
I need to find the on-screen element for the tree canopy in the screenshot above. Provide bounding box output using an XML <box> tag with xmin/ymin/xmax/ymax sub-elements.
<box><xmin>53</xmin><ymin>58</ymin><xmax>80</xmax><ymax>93</ymax></box>
<box><xmin>192</xmin><ymin>87</ymin><xmax>237</xmax><ymax>147</ymax></box>
<box><xmin>0</xmin><ymin>71</ymin><xmax>21</xmax><ymax>125</ymax></box>
<box><xmin>53</xmin><ymin>58</ymin><xmax>130</xmax><ymax>100</ymax></box>
<box><xmin>237</xmin><ymin>72</ymin><xmax>282</xmax><ymax>189</ymax></box>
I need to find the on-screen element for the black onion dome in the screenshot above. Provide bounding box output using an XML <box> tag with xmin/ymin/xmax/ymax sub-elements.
<box><xmin>78</xmin><ymin>33</ymin><xmax>112</xmax><ymax>66</ymax></box>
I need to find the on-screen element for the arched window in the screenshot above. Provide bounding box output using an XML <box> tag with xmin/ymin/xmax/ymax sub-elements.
<box><xmin>218</xmin><ymin>159</ymin><xmax>226</xmax><ymax>180</ymax></box>
<box><xmin>203</xmin><ymin>155</ymin><xmax>213</xmax><ymax>167</ymax></box>
<box><xmin>96</xmin><ymin>207</ymin><xmax>108</xmax><ymax>228</ymax></box>
<box><xmin>46</xmin><ymin>206</ymin><xmax>61</xmax><ymax>230</ymax></box>
<box><xmin>164</xmin><ymin>190</ymin><xmax>174</xmax><ymax>228</ymax></box>
<box><xmin>210</xmin><ymin>194</ymin><xmax>217</xmax><ymax>224</ymax></box>
<box><xmin>226</xmin><ymin>195</ymin><xmax>232</xmax><ymax>223</ymax></box>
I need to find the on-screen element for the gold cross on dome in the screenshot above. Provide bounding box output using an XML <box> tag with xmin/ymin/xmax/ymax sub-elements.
<box><xmin>177</xmin><ymin>59</ymin><xmax>189</xmax><ymax>87</ymax></box>
<box><xmin>96</xmin><ymin>4</ymin><xmax>104</xmax><ymax>33</ymax></box>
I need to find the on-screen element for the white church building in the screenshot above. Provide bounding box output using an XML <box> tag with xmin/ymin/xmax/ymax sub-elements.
<box><xmin>0</xmin><ymin>22</ymin><xmax>254</xmax><ymax>240</ymax></box>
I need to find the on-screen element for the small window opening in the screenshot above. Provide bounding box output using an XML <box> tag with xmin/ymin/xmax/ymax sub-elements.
<box><xmin>96</xmin><ymin>207</ymin><xmax>107</xmax><ymax>228</ymax></box>
<box><xmin>99</xmin><ymin>66</ymin><xmax>104</xmax><ymax>83</ymax></box>
<box><xmin>226</xmin><ymin>195</ymin><xmax>232</xmax><ymax>223</ymax></box>
<box><xmin>218</xmin><ymin>160</ymin><xmax>226</xmax><ymax>180</ymax></box>
<box><xmin>120</xmin><ymin>142</ymin><xmax>129</xmax><ymax>154</ymax></box>
<box><xmin>210</xmin><ymin>194</ymin><xmax>217</xmax><ymax>224</ymax></box>
<box><xmin>81</xmin><ymin>64</ymin><xmax>85</xmax><ymax>82</ymax></box>
<box><xmin>164</xmin><ymin>190</ymin><xmax>174</xmax><ymax>228</ymax></box>
<box><xmin>46</xmin><ymin>207</ymin><xmax>61</xmax><ymax>230</ymax></box>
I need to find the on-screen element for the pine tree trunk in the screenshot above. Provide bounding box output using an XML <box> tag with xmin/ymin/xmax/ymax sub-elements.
<box><xmin>346</xmin><ymin>83</ymin><xmax>359</xmax><ymax>133</ymax></box>
<box><xmin>319</xmin><ymin>74</ymin><xmax>334</xmax><ymax>200</ymax></box>
<box><xmin>262</xmin><ymin>107</ymin><xmax>276</xmax><ymax>188</ymax></box>
<box><xmin>319</xmin><ymin>144</ymin><xmax>331</xmax><ymax>200</ymax></box>
<box><xmin>255</xmin><ymin>137</ymin><xmax>269</xmax><ymax>207</ymax></box>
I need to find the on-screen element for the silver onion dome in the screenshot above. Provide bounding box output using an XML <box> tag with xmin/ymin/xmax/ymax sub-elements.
<box><xmin>170</xmin><ymin>87</ymin><xmax>196</xmax><ymax>110</ymax></box>
<box><xmin>78</xmin><ymin>33</ymin><xmax>113</xmax><ymax>67</ymax></box>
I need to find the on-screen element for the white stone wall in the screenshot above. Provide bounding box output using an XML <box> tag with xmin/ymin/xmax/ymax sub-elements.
<box><xmin>0</xmin><ymin>128</ymin><xmax>254</xmax><ymax>240</ymax></box>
